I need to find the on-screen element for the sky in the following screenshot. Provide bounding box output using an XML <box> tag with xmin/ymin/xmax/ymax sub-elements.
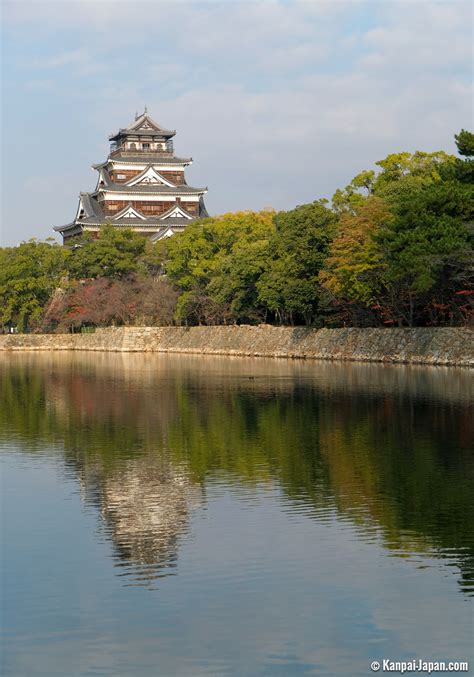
<box><xmin>1</xmin><ymin>0</ymin><xmax>472</xmax><ymax>246</ymax></box>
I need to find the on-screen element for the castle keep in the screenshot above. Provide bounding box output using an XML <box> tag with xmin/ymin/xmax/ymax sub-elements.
<box><xmin>55</xmin><ymin>110</ymin><xmax>208</xmax><ymax>243</ymax></box>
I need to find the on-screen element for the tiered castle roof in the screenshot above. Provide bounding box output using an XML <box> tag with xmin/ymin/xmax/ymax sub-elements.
<box><xmin>54</xmin><ymin>110</ymin><xmax>208</xmax><ymax>243</ymax></box>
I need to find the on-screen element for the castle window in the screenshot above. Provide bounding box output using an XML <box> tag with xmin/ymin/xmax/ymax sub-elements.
<box><xmin>142</xmin><ymin>143</ymin><xmax>150</xmax><ymax>150</ymax></box>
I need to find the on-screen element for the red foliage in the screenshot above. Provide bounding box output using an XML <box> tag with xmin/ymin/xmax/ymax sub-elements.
<box><xmin>40</xmin><ymin>277</ymin><xmax>178</xmax><ymax>331</ymax></box>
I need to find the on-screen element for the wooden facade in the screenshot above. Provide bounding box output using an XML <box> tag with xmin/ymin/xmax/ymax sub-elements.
<box><xmin>108</xmin><ymin>170</ymin><xmax>186</xmax><ymax>184</ymax></box>
<box><xmin>101</xmin><ymin>200</ymin><xmax>199</xmax><ymax>216</ymax></box>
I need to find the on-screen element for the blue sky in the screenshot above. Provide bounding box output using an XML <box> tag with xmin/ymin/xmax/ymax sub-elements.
<box><xmin>1</xmin><ymin>0</ymin><xmax>472</xmax><ymax>245</ymax></box>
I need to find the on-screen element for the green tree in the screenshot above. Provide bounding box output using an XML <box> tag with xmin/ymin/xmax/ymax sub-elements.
<box><xmin>165</xmin><ymin>211</ymin><xmax>275</xmax><ymax>324</ymax></box>
<box><xmin>257</xmin><ymin>201</ymin><xmax>336</xmax><ymax>325</ymax></box>
<box><xmin>332</xmin><ymin>151</ymin><xmax>456</xmax><ymax>215</ymax></box>
<box><xmin>332</xmin><ymin>170</ymin><xmax>375</xmax><ymax>215</ymax></box>
<box><xmin>455</xmin><ymin>129</ymin><xmax>474</xmax><ymax>157</ymax></box>
<box><xmin>67</xmin><ymin>225</ymin><xmax>147</xmax><ymax>280</ymax></box>
<box><xmin>452</xmin><ymin>129</ymin><xmax>474</xmax><ymax>184</ymax></box>
<box><xmin>0</xmin><ymin>239</ymin><xmax>69</xmax><ymax>332</ymax></box>
<box><xmin>327</xmin><ymin>140</ymin><xmax>471</xmax><ymax>326</ymax></box>
<box><xmin>377</xmin><ymin>178</ymin><xmax>473</xmax><ymax>325</ymax></box>
<box><xmin>374</xmin><ymin>150</ymin><xmax>456</xmax><ymax>189</ymax></box>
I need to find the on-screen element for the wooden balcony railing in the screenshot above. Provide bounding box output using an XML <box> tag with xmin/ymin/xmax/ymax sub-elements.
<box><xmin>110</xmin><ymin>143</ymin><xmax>174</xmax><ymax>156</ymax></box>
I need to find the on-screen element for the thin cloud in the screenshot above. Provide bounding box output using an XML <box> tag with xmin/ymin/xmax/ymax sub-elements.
<box><xmin>25</xmin><ymin>79</ymin><xmax>54</xmax><ymax>91</ymax></box>
<box><xmin>41</xmin><ymin>48</ymin><xmax>89</xmax><ymax>68</ymax></box>
<box><xmin>37</xmin><ymin>48</ymin><xmax>108</xmax><ymax>76</ymax></box>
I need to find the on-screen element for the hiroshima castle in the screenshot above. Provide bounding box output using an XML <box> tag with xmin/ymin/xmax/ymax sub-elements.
<box><xmin>55</xmin><ymin>109</ymin><xmax>208</xmax><ymax>243</ymax></box>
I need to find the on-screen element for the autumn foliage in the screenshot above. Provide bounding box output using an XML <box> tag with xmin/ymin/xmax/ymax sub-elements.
<box><xmin>42</xmin><ymin>278</ymin><xmax>178</xmax><ymax>332</ymax></box>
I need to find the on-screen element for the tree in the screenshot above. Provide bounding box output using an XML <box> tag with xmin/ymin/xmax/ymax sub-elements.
<box><xmin>257</xmin><ymin>201</ymin><xmax>336</xmax><ymax>325</ymax></box>
<box><xmin>139</xmin><ymin>239</ymin><xmax>167</xmax><ymax>279</ymax></box>
<box><xmin>325</xmin><ymin>140</ymin><xmax>471</xmax><ymax>326</ymax></box>
<box><xmin>332</xmin><ymin>170</ymin><xmax>376</xmax><ymax>215</ymax></box>
<box><xmin>67</xmin><ymin>225</ymin><xmax>147</xmax><ymax>280</ymax></box>
<box><xmin>454</xmin><ymin>129</ymin><xmax>474</xmax><ymax>157</ymax></box>
<box><xmin>332</xmin><ymin>151</ymin><xmax>457</xmax><ymax>215</ymax></box>
<box><xmin>377</xmin><ymin>179</ymin><xmax>473</xmax><ymax>326</ymax></box>
<box><xmin>166</xmin><ymin>211</ymin><xmax>275</xmax><ymax>324</ymax></box>
<box><xmin>320</xmin><ymin>198</ymin><xmax>390</xmax><ymax>325</ymax></box>
<box><xmin>374</xmin><ymin>151</ymin><xmax>456</xmax><ymax>189</ymax></box>
<box><xmin>131</xmin><ymin>278</ymin><xmax>178</xmax><ymax>326</ymax></box>
<box><xmin>453</xmin><ymin>129</ymin><xmax>474</xmax><ymax>184</ymax></box>
<box><xmin>44</xmin><ymin>277</ymin><xmax>178</xmax><ymax>331</ymax></box>
<box><xmin>0</xmin><ymin>239</ymin><xmax>69</xmax><ymax>332</ymax></box>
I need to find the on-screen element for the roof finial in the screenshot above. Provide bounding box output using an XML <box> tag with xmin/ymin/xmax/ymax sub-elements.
<box><xmin>144</xmin><ymin>104</ymin><xmax>148</xmax><ymax>114</ymax></box>
<box><xmin>135</xmin><ymin>110</ymin><xmax>139</xmax><ymax>120</ymax></box>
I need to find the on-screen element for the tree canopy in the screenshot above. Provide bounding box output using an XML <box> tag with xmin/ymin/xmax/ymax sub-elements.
<box><xmin>2</xmin><ymin>130</ymin><xmax>472</xmax><ymax>332</ymax></box>
<box><xmin>67</xmin><ymin>225</ymin><xmax>147</xmax><ymax>280</ymax></box>
<box><xmin>257</xmin><ymin>201</ymin><xmax>336</xmax><ymax>325</ymax></box>
<box><xmin>165</xmin><ymin>211</ymin><xmax>275</xmax><ymax>324</ymax></box>
<box><xmin>0</xmin><ymin>239</ymin><xmax>70</xmax><ymax>331</ymax></box>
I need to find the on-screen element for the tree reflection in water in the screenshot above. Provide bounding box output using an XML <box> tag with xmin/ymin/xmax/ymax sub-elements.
<box><xmin>0</xmin><ymin>352</ymin><xmax>472</xmax><ymax>594</ymax></box>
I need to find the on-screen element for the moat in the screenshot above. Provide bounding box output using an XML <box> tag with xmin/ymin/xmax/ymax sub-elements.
<box><xmin>1</xmin><ymin>353</ymin><xmax>473</xmax><ymax>676</ymax></box>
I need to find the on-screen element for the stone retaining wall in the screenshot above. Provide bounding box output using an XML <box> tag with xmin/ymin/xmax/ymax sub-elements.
<box><xmin>0</xmin><ymin>326</ymin><xmax>472</xmax><ymax>366</ymax></box>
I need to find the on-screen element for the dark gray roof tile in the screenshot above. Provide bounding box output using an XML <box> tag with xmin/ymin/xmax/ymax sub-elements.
<box><xmin>93</xmin><ymin>155</ymin><xmax>192</xmax><ymax>169</ymax></box>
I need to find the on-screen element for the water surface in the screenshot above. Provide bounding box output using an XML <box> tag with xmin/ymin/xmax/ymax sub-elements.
<box><xmin>1</xmin><ymin>353</ymin><xmax>473</xmax><ymax>676</ymax></box>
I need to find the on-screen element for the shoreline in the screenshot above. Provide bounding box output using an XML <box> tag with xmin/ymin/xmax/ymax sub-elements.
<box><xmin>0</xmin><ymin>326</ymin><xmax>472</xmax><ymax>367</ymax></box>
